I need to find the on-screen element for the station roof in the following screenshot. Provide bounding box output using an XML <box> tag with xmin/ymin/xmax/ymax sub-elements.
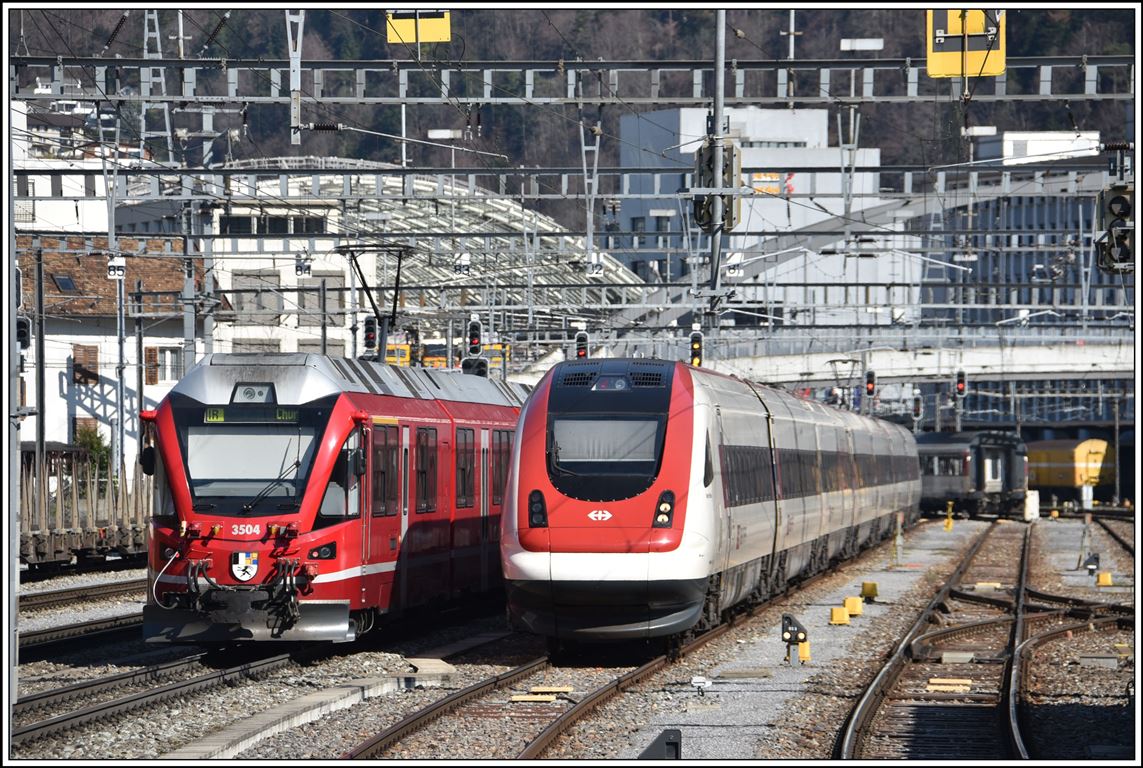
<box><xmin>221</xmin><ymin>157</ymin><xmax>648</xmax><ymax>337</ymax></box>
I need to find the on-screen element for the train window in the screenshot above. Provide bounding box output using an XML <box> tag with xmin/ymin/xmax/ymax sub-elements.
<box><xmin>551</xmin><ymin>419</ymin><xmax>658</xmax><ymax>463</ymax></box>
<box><xmin>456</xmin><ymin>428</ymin><xmax>474</xmax><ymax>508</ymax></box>
<box><xmin>546</xmin><ymin>416</ymin><xmax>666</xmax><ymax>501</ymax></box>
<box><xmin>704</xmin><ymin>436</ymin><xmax>714</xmax><ymax>488</ymax></box>
<box><xmin>372</xmin><ymin>426</ymin><xmax>398</xmax><ymax>517</ymax></box>
<box><xmin>416</xmin><ymin>428</ymin><xmax>438</xmax><ymax>512</ymax></box>
<box><xmin>318</xmin><ymin>431</ymin><xmax>362</xmax><ymax>521</ymax></box>
<box><xmin>936</xmin><ymin>456</ymin><xmax>964</xmax><ymax>476</ymax></box>
<box><xmin>492</xmin><ymin>430</ymin><xmax>512</xmax><ymax>504</ymax></box>
<box><xmin>186</xmin><ymin>423</ymin><xmax>315</xmax><ymax>503</ymax></box>
<box><xmin>151</xmin><ymin>446</ymin><xmax>176</xmax><ymax>523</ymax></box>
<box><xmin>718</xmin><ymin>445</ymin><xmax>775</xmax><ymax>507</ymax></box>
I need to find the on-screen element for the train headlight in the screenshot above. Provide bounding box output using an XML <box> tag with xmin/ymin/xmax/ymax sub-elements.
<box><xmin>308</xmin><ymin>543</ymin><xmax>337</xmax><ymax>560</ymax></box>
<box><xmin>652</xmin><ymin>490</ymin><xmax>676</xmax><ymax>528</ymax></box>
<box><xmin>528</xmin><ymin>490</ymin><xmax>548</xmax><ymax>528</ymax></box>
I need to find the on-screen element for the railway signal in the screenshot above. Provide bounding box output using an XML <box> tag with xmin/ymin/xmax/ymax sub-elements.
<box><xmin>781</xmin><ymin>613</ymin><xmax>810</xmax><ymax>665</ymax></box>
<box><xmin>913</xmin><ymin>393</ymin><xmax>923</xmax><ymax>421</ymax></box>
<box><xmin>461</xmin><ymin>357</ymin><xmax>489</xmax><ymax>377</ymax></box>
<box><xmin>363</xmin><ymin>316</ymin><xmax>377</xmax><ymax>349</ymax></box>
<box><xmin>955</xmin><ymin>370</ymin><xmax>966</xmax><ymax>398</ymax></box>
<box><xmin>575</xmin><ymin>331</ymin><xmax>589</xmax><ymax>359</ymax></box>
<box><xmin>865</xmin><ymin>370</ymin><xmax>876</xmax><ymax>397</ymax></box>
<box><xmin>16</xmin><ymin>315</ymin><xmax>31</xmax><ymax>349</ymax></box>
<box><xmin>467</xmin><ymin>320</ymin><xmax>482</xmax><ymax>356</ymax></box>
<box><xmin>1097</xmin><ymin>182</ymin><xmax>1133</xmax><ymax>273</ymax></box>
<box><xmin>689</xmin><ymin>331</ymin><xmax>704</xmax><ymax>367</ymax></box>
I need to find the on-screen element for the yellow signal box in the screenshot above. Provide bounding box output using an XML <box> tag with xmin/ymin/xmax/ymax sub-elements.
<box><xmin>926</xmin><ymin>10</ymin><xmax>1006</xmax><ymax>78</ymax></box>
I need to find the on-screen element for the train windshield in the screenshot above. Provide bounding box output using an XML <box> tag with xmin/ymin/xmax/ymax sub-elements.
<box><xmin>547</xmin><ymin>416</ymin><xmax>666</xmax><ymax>500</ymax></box>
<box><xmin>169</xmin><ymin>393</ymin><xmax>335</xmax><ymax>516</ymax></box>
<box><xmin>187</xmin><ymin>424</ymin><xmax>316</xmax><ymax>500</ymax></box>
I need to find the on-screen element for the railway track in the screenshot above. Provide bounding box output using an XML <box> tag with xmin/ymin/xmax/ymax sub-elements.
<box><xmin>14</xmin><ymin>652</ymin><xmax>209</xmax><ymax>726</ymax></box>
<box><xmin>837</xmin><ymin>520</ymin><xmax>1135</xmax><ymax>760</ymax></box>
<box><xmin>1095</xmin><ymin>517</ymin><xmax>1134</xmax><ymax>557</ymax></box>
<box><xmin>11</xmin><ymin>650</ymin><xmax>295</xmax><ymax>748</ymax></box>
<box><xmin>18</xmin><ymin>614</ymin><xmax>144</xmax><ymax>659</ymax></box>
<box><xmin>343</xmin><ymin>570</ymin><xmax>815</xmax><ymax>760</ymax></box>
<box><xmin>19</xmin><ymin>579</ymin><xmax>148</xmax><ymax>611</ymax></box>
<box><xmin>837</xmin><ymin>521</ymin><xmax>1031</xmax><ymax>760</ymax></box>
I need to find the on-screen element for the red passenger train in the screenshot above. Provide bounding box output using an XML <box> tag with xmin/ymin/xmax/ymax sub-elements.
<box><xmin>141</xmin><ymin>353</ymin><xmax>528</xmax><ymax>643</ymax></box>
<box><xmin>501</xmin><ymin>358</ymin><xmax>921</xmax><ymax>644</ymax></box>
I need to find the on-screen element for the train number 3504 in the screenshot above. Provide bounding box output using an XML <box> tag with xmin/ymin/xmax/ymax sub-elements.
<box><xmin>231</xmin><ymin>524</ymin><xmax>262</xmax><ymax>536</ymax></box>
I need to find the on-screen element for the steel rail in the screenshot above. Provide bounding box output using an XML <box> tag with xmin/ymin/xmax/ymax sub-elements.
<box><xmin>342</xmin><ymin>657</ymin><xmax>550</xmax><ymax>759</ymax></box>
<box><xmin>12</xmin><ymin>652</ymin><xmax>294</xmax><ymax>747</ymax></box>
<box><xmin>19</xmin><ymin>579</ymin><xmax>148</xmax><ymax>611</ymax></box>
<box><xmin>835</xmin><ymin>522</ymin><xmax>995</xmax><ymax>758</ymax></box>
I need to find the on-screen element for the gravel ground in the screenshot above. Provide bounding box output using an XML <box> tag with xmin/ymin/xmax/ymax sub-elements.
<box><xmin>12</xmin><ymin>613</ymin><xmax>515</xmax><ymax>761</ymax></box>
<box><xmin>11</xmin><ymin>517</ymin><xmax>1134</xmax><ymax>762</ymax></box>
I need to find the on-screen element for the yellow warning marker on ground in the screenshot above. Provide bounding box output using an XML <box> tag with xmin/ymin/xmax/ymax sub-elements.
<box><xmin>798</xmin><ymin>641</ymin><xmax>811</xmax><ymax>664</ymax></box>
<box><xmin>529</xmin><ymin>686</ymin><xmax>574</xmax><ymax>693</ymax></box>
<box><xmin>861</xmin><ymin>582</ymin><xmax>879</xmax><ymax>601</ymax></box>
<box><xmin>923</xmin><ymin>676</ymin><xmax>969</xmax><ymax>694</ymax></box>
<box><xmin>844</xmin><ymin>596</ymin><xmax>864</xmax><ymax>616</ymax></box>
<box><xmin>1097</xmin><ymin>571</ymin><xmax>1114</xmax><ymax>587</ymax></box>
<box><xmin>511</xmin><ymin>694</ymin><xmax>557</xmax><ymax>702</ymax></box>
<box><xmin>1050</xmin><ymin>509</ymin><xmax>1059</xmax><ymax>519</ymax></box>
<box><xmin>944</xmin><ymin>501</ymin><xmax>954</xmax><ymax>531</ymax></box>
<box><xmin>830</xmin><ymin>606</ymin><xmax>851</xmax><ymax>625</ymax></box>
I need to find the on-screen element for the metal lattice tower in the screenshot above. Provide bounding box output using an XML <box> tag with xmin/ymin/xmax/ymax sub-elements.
<box><xmin>141</xmin><ymin>10</ymin><xmax>174</xmax><ymax>162</ymax></box>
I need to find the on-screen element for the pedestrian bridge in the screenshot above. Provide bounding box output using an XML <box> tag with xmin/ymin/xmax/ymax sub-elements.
<box><xmin>512</xmin><ymin>340</ymin><xmax>1134</xmax><ymax>390</ymax></box>
<box><xmin>713</xmin><ymin>340</ymin><xmax>1135</xmax><ymax>387</ymax></box>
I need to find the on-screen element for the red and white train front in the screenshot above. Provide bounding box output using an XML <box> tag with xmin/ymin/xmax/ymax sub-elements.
<box><xmin>501</xmin><ymin>358</ymin><xmax>715</xmax><ymax>641</ymax></box>
<box><xmin>143</xmin><ymin>355</ymin><xmax>380</xmax><ymax>643</ymax></box>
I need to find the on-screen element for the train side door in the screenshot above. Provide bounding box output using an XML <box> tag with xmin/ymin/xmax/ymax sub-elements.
<box><xmin>479</xmin><ymin>428</ymin><xmax>491</xmax><ymax>592</ymax></box>
<box><xmin>399</xmin><ymin>425</ymin><xmax>411</xmax><ymax>608</ymax></box>
<box><xmin>368</xmin><ymin>422</ymin><xmax>401</xmax><ymax>609</ymax></box>
<box><xmin>715</xmin><ymin>407</ymin><xmax>733</xmax><ymax>577</ymax></box>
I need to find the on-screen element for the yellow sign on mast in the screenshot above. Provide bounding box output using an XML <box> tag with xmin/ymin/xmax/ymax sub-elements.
<box><xmin>386</xmin><ymin>10</ymin><xmax>452</xmax><ymax>44</ymax></box>
<box><xmin>926</xmin><ymin>10</ymin><xmax>1005</xmax><ymax>78</ymax></box>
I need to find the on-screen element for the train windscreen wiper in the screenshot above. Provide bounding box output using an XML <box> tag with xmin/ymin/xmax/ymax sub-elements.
<box><xmin>243</xmin><ymin>459</ymin><xmax>301</xmax><ymax>513</ymax></box>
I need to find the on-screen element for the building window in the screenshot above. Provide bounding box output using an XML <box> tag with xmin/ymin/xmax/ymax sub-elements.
<box><xmin>232</xmin><ymin>271</ymin><xmax>282</xmax><ymax>325</ymax></box>
<box><xmin>260</xmin><ymin>216</ymin><xmax>290</xmax><ymax>234</ymax></box>
<box><xmin>294</xmin><ymin>216</ymin><xmax>326</xmax><ymax>234</ymax></box>
<box><xmin>145</xmin><ymin>346</ymin><xmax>184</xmax><ymax>385</ymax></box>
<box><xmin>53</xmin><ymin>274</ymin><xmax>77</xmax><ymax>292</ymax></box>
<box><xmin>15</xmin><ymin>179</ymin><xmax>34</xmax><ymax>223</ymax></box>
<box><xmin>299</xmin><ymin>273</ymin><xmax>345</xmax><ymax>326</ymax></box>
<box><xmin>631</xmin><ymin>216</ymin><xmax>646</xmax><ymax>232</ymax></box>
<box><xmin>72</xmin><ymin>416</ymin><xmax>99</xmax><ymax>442</ymax></box>
<box><xmin>51</xmin><ymin>176</ymin><xmax>63</xmax><ymax>197</ymax></box>
<box><xmin>220</xmin><ymin>215</ymin><xmax>254</xmax><ymax>235</ymax></box>
<box><xmin>72</xmin><ymin>344</ymin><xmax>99</xmax><ymax>385</ymax></box>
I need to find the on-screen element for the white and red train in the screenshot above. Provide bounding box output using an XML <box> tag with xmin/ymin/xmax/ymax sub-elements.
<box><xmin>141</xmin><ymin>353</ymin><xmax>528</xmax><ymax>643</ymax></box>
<box><xmin>500</xmin><ymin>358</ymin><xmax>921</xmax><ymax>643</ymax></box>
